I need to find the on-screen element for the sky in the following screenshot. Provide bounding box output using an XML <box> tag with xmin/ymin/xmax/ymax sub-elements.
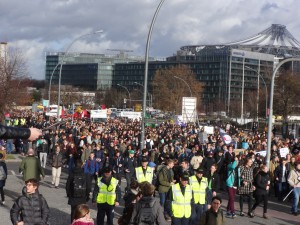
<box><xmin>1</xmin><ymin>0</ymin><xmax>300</xmax><ymax>80</ymax></box>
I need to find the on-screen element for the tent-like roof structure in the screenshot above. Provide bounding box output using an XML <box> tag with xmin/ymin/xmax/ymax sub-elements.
<box><xmin>180</xmin><ymin>24</ymin><xmax>300</xmax><ymax>57</ymax></box>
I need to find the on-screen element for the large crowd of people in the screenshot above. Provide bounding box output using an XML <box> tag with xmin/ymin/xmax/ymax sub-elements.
<box><xmin>1</xmin><ymin>111</ymin><xmax>300</xmax><ymax>225</ymax></box>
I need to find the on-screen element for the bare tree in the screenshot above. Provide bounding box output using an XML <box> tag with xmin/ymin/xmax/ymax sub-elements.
<box><xmin>152</xmin><ymin>65</ymin><xmax>203</xmax><ymax>114</ymax></box>
<box><xmin>0</xmin><ymin>48</ymin><xmax>28</xmax><ymax>117</ymax></box>
<box><xmin>273</xmin><ymin>70</ymin><xmax>300</xmax><ymax>122</ymax></box>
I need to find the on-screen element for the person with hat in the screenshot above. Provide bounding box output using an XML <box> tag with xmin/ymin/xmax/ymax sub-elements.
<box><xmin>166</xmin><ymin>171</ymin><xmax>193</xmax><ymax>225</ymax></box>
<box><xmin>199</xmin><ymin>196</ymin><xmax>225</xmax><ymax>225</ymax></box>
<box><xmin>189</xmin><ymin>168</ymin><xmax>208</xmax><ymax>225</ymax></box>
<box><xmin>135</xmin><ymin>156</ymin><xmax>154</xmax><ymax>184</ymax></box>
<box><xmin>124</xmin><ymin>150</ymin><xmax>137</xmax><ymax>191</ymax></box>
<box><xmin>92</xmin><ymin>166</ymin><xmax>121</xmax><ymax>225</ymax></box>
<box><xmin>287</xmin><ymin>158</ymin><xmax>300</xmax><ymax>216</ymax></box>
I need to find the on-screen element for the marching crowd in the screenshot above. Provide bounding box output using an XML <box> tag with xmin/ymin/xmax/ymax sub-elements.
<box><xmin>0</xmin><ymin>112</ymin><xmax>300</xmax><ymax>225</ymax></box>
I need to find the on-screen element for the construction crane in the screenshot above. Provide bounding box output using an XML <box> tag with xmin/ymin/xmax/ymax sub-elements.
<box><xmin>107</xmin><ymin>49</ymin><xmax>133</xmax><ymax>58</ymax></box>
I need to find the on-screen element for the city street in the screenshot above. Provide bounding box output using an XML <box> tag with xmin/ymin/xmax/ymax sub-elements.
<box><xmin>1</xmin><ymin>160</ymin><xmax>299</xmax><ymax>225</ymax></box>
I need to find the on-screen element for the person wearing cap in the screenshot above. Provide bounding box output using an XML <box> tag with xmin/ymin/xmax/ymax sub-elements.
<box><xmin>92</xmin><ymin>166</ymin><xmax>121</xmax><ymax>225</ymax></box>
<box><xmin>166</xmin><ymin>171</ymin><xmax>193</xmax><ymax>225</ymax></box>
<box><xmin>189</xmin><ymin>168</ymin><xmax>208</xmax><ymax>225</ymax></box>
<box><xmin>287</xmin><ymin>158</ymin><xmax>300</xmax><ymax>216</ymax></box>
<box><xmin>199</xmin><ymin>196</ymin><xmax>225</xmax><ymax>225</ymax></box>
<box><xmin>124</xmin><ymin>150</ymin><xmax>137</xmax><ymax>191</ymax></box>
<box><xmin>135</xmin><ymin>156</ymin><xmax>154</xmax><ymax>184</ymax></box>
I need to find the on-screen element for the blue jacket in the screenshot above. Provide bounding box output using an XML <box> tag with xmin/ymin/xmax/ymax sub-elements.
<box><xmin>226</xmin><ymin>160</ymin><xmax>240</xmax><ymax>187</ymax></box>
<box><xmin>83</xmin><ymin>159</ymin><xmax>99</xmax><ymax>175</ymax></box>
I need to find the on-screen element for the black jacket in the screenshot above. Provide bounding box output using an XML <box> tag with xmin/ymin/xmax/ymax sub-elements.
<box><xmin>0</xmin><ymin>125</ymin><xmax>30</xmax><ymax>140</ymax></box>
<box><xmin>274</xmin><ymin>164</ymin><xmax>290</xmax><ymax>183</ymax></box>
<box><xmin>205</xmin><ymin>172</ymin><xmax>220</xmax><ymax>193</ymax></box>
<box><xmin>10</xmin><ymin>191</ymin><xmax>49</xmax><ymax>225</ymax></box>
<box><xmin>66</xmin><ymin>167</ymin><xmax>91</xmax><ymax>206</ymax></box>
<box><xmin>254</xmin><ymin>171</ymin><xmax>270</xmax><ymax>195</ymax></box>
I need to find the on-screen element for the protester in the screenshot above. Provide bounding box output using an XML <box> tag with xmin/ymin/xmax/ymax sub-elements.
<box><xmin>71</xmin><ymin>204</ymin><xmax>94</xmax><ymax>225</ymax></box>
<box><xmin>199</xmin><ymin>196</ymin><xmax>225</xmax><ymax>225</ymax></box>
<box><xmin>66</xmin><ymin>159</ymin><xmax>91</xmax><ymax>222</ymax></box>
<box><xmin>51</xmin><ymin>144</ymin><xmax>65</xmax><ymax>188</ymax></box>
<box><xmin>0</xmin><ymin>153</ymin><xmax>8</xmax><ymax>205</ymax></box>
<box><xmin>249</xmin><ymin>164</ymin><xmax>270</xmax><ymax>219</ymax></box>
<box><xmin>129</xmin><ymin>181</ymin><xmax>166</xmax><ymax>225</ymax></box>
<box><xmin>10</xmin><ymin>178</ymin><xmax>50</xmax><ymax>225</ymax></box>
<box><xmin>287</xmin><ymin>158</ymin><xmax>300</xmax><ymax>216</ymax></box>
<box><xmin>238</xmin><ymin>158</ymin><xmax>254</xmax><ymax>217</ymax></box>
<box><xmin>225</xmin><ymin>156</ymin><xmax>239</xmax><ymax>218</ymax></box>
<box><xmin>274</xmin><ymin>157</ymin><xmax>290</xmax><ymax>201</ymax></box>
<box><xmin>157</xmin><ymin>159</ymin><xmax>175</xmax><ymax>221</ymax></box>
<box><xmin>19</xmin><ymin>148</ymin><xmax>45</xmax><ymax>181</ymax></box>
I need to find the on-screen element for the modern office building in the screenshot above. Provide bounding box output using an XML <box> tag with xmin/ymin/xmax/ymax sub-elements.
<box><xmin>45</xmin><ymin>24</ymin><xmax>300</xmax><ymax>115</ymax></box>
<box><xmin>114</xmin><ymin>24</ymin><xmax>300</xmax><ymax>114</ymax></box>
<box><xmin>45</xmin><ymin>51</ymin><xmax>147</xmax><ymax>90</ymax></box>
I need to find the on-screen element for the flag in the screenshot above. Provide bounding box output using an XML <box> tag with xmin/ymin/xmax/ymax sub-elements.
<box><xmin>219</xmin><ymin>128</ymin><xmax>232</xmax><ymax>145</ymax></box>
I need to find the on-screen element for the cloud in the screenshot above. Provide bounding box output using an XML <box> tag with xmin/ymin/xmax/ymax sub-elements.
<box><xmin>1</xmin><ymin>0</ymin><xmax>300</xmax><ymax>79</ymax></box>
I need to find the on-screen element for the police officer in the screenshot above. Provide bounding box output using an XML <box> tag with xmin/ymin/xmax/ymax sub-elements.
<box><xmin>166</xmin><ymin>171</ymin><xmax>193</xmax><ymax>225</ymax></box>
<box><xmin>189</xmin><ymin>168</ymin><xmax>208</xmax><ymax>225</ymax></box>
<box><xmin>135</xmin><ymin>156</ymin><xmax>154</xmax><ymax>183</ymax></box>
<box><xmin>92</xmin><ymin>167</ymin><xmax>121</xmax><ymax>225</ymax></box>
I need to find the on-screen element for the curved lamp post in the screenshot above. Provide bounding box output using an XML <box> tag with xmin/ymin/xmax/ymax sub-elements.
<box><xmin>266</xmin><ymin>58</ymin><xmax>300</xmax><ymax>169</ymax></box>
<box><xmin>117</xmin><ymin>84</ymin><xmax>131</xmax><ymax>107</ymax></box>
<box><xmin>245</xmin><ymin>66</ymin><xmax>268</xmax><ymax>121</ymax></box>
<box><xmin>56</xmin><ymin>30</ymin><xmax>103</xmax><ymax>118</ymax></box>
<box><xmin>140</xmin><ymin>0</ymin><xmax>166</xmax><ymax>150</ymax></box>
<box><xmin>173</xmin><ymin>75</ymin><xmax>192</xmax><ymax>97</ymax></box>
<box><xmin>48</xmin><ymin>63</ymin><xmax>60</xmax><ymax>103</ymax></box>
<box><xmin>134</xmin><ymin>82</ymin><xmax>152</xmax><ymax>107</ymax></box>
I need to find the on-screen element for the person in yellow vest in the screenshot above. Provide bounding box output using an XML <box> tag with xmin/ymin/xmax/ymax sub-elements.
<box><xmin>92</xmin><ymin>167</ymin><xmax>121</xmax><ymax>225</ymax></box>
<box><xmin>189</xmin><ymin>168</ymin><xmax>208</xmax><ymax>225</ymax></box>
<box><xmin>20</xmin><ymin>118</ymin><xmax>26</xmax><ymax>126</ymax></box>
<box><xmin>166</xmin><ymin>171</ymin><xmax>193</xmax><ymax>225</ymax></box>
<box><xmin>135</xmin><ymin>156</ymin><xmax>154</xmax><ymax>184</ymax></box>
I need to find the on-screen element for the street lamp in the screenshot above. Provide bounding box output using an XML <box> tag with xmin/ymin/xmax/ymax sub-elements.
<box><xmin>134</xmin><ymin>82</ymin><xmax>152</xmax><ymax>107</ymax></box>
<box><xmin>245</xmin><ymin>66</ymin><xmax>268</xmax><ymax>121</ymax></box>
<box><xmin>48</xmin><ymin>63</ymin><xmax>60</xmax><ymax>104</ymax></box>
<box><xmin>173</xmin><ymin>75</ymin><xmax>192</xmax><ymax>97</ymax></box>
<box><xmin>140</xmin><ymin>0</ymin><xmax>166</xmax><ymax>150</ymax></box>
<box><xmin>267</xmin><ymin>58</ymin><xmax>300</xmax><ymax>169</ymax></box>
<box><xmin>117</xmin><ymin>84</ymin><xmax>131</xmax><ymax>107</ymax></box>
<box><xmin>56</xmin><ymin>30</ymin><xmax>103</xmax><ymax>118</ymax></box>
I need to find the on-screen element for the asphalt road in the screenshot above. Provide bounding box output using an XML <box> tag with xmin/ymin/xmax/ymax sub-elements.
<box><xmin>1</xmin><ymin>160</ymin><xmax>299</xmax><ymax>225</ymax></box>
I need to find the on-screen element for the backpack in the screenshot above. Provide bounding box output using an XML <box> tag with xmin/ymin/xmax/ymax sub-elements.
<box><xmin>135</xmin><ymin>200</ymin><xmax>156</xmax><ymax>225</ymax></box>
<box><xmin>72</xmin><ymin>174</ymin><xmax>86</xmax><ymax>198</ymax></box>
<box><xmin>146</xmin><ymin>140</ymin><xmax>151</xmax><ymax>150</ymax></box>
<box><xmin>154</xmin><ymin>165</ymin><xmax>166</xmax><ymax>190</ymax></box>
<box><xmin>0</xmin><ymin>166</ymin><xmax>6</xmax><ymax>180</ymax></box>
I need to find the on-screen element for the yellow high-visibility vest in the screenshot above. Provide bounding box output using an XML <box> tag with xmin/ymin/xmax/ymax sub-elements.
<box><xmin>135</xmin><ymin>166</ymin><xmax>153</xmax><ymax>183</ymax></box>
<box><xmin>171</xmin><ymin>183</ymin><xmax>192</xmax><ymax>218</ymax></box>
<box><xmin>20</xmin><ymin>118</ymin><xmax>26</xmax><ymax>125</ymax></box>
<box><xmin>189</xmin><ymin>175</ymin><xmax>207</xmax><ymax>204</ymax></box>
<box><xmin>96</xmin><ymin>177</ymin><xmax>118</xmax><ymax>205</ymax></box>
